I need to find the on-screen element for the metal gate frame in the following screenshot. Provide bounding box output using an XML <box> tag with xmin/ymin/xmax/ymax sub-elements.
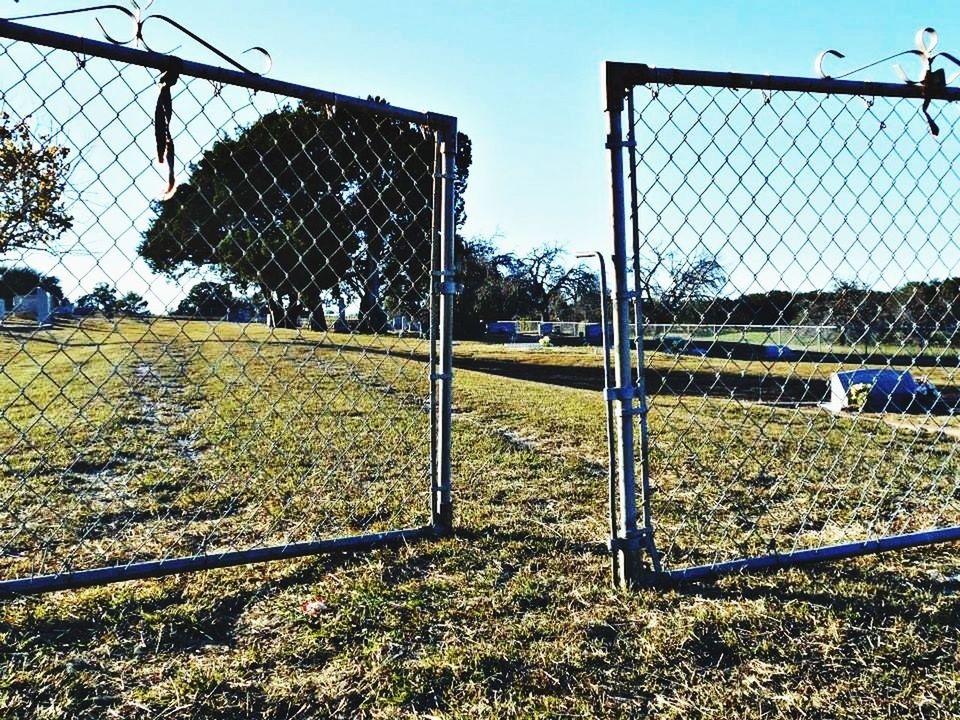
<box><xmin>604</xmin><ymin>60</ymin><xmax>960</xmax><ymax>589</ymax></box>
<box><xmin>0</xmin><ymin>18</ymin><xmax>458</xmax><ymax>596</ymax></box>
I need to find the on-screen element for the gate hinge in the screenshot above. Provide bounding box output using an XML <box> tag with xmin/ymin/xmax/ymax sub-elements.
<box><xmin>607</xmin><ymin>528</ymin><xmax>656</xmax><ymax>555</ymax></box>
<box><xmin>430</xmin><ymin>371</ymin><xmax>452</xmax><ymax>381</ymax></box>
<box><xmin>607</xmin><ymin>531</ymin><xmax>646</xmax><ymax>555</ymax></box>
<box><xmin>605</xmin><ymin>135</ymin><xmax>637</xmax><ymax>151</ymax></box>
<box><xmin>436</xmin><ymin>281</ymin><xmax>463</xmax><ymax>296</ymax></box>
<box><xmin>432</xmin><ymin>270</ymin><xmax>462</xmax><ymax>295</ymax></box>
<box><xmin>604</xmin><ymin>385</ymin><xmax>634</xmax><ymax>402</ymax></box>
<box><xmin>604</xmin><ymin>386</ymin><xmax>648</xmax><ymax>417</ymax></box>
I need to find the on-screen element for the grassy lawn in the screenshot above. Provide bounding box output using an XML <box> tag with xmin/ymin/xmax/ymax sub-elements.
<box><xmin>2</xmin><ymin>320</ymin><xmax>960</xmax><ymax>718</ymax></box>
<box><xmin>0</xmin><ymin>319</ymin><xmax>433</xmax><ymax>579</ymax></box>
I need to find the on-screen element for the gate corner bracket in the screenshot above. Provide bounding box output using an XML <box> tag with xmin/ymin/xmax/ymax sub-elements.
<box><xmin>609</xmin><ymin>530</ymin><xmax>662</xmax><ymax>589</ymax></box>
<box><xmin>605</xmin><ymin>61</ymin><xmax>649</xmax><ymax>112</ymax></box>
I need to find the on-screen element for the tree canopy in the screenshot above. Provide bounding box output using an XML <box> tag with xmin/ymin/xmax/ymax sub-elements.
<box><xmin>139</xmin><ymin>99</ymin><xmax>471</xmax><ymax>330</ymax></box>
<box><xmin>76</xmin><ymin>283</ymin><xmax>148</xmax><ymax>318</ymax></box>
<box><xmin>175</xmin><ymin>281</ymin><xmax>254</xmax><ymax>318</ymax></box>
<box><xmin>0</xmin><ymin>113</ymin><xmax>72</xmax><ymax>255</ymax></box>
<box><xmin>453</xmin><ymin>239</ymin><xmax>602</xmax><ymax>337</ymax></box>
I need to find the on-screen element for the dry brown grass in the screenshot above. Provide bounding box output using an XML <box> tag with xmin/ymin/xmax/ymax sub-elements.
<box><xmin>1</xmin><ymin>320</ymin><xmax>959</xmax><ymax>718</ymax></box>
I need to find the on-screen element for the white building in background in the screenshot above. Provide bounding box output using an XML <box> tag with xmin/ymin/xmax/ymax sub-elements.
<box><xmin>8</xmin><ymin>288</ymin><xmax>53</xmax><ymax>323</ymax></box>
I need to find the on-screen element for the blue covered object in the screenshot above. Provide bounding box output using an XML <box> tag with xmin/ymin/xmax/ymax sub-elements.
<box><xmin>762</xmin><ymin>344</ymin><xmax>797</xmax><ymax>360</ymax></box>
<box><xmin>487</xmin><ymin>321</ymin><xmax>517</xmax><ymax>336</ymax></box>
<box><xmin>584</xmin><ymin>323</ymin><xmax>613</xmax><ymax>341</ymax></box>
<box><xmin>827</xmin><ymin>369</ymin><xmax>938</xmax><ymax>413</ymax></box>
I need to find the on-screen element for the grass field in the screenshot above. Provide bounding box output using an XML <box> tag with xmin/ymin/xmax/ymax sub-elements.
<box><xmin>3</xmin><ymin>319</ymin><xmax>960</xmax><ymax>718</ymax></box>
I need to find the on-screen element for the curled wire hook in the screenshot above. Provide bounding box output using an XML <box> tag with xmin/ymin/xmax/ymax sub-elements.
<box><xmin>8</xmin><ymin>1</ymin><xmax>271</xmax><ymax>76</ymax></box>
<box><xmin>139</xmin><ymin>14</ymin><xmax>271</xmax><ymax>74</ymax></box>
<box><xmin>815</xmin><ymin>49</ymin><xmax>846</xmax><ymax>79</ymax></box>
<box><xmin>892</xmin><ymin>27</ymin><xmax>960</xmax><ymax>86</ymax></box>
<box><xmin>244</xmin><ymin>47</ymin><xmax>273</xmax><ymax>76</ymax></box>
<box><xmin>816</xmin><ymin>27</ymin><xmax>960</xmax><ymax>136</ymax></box>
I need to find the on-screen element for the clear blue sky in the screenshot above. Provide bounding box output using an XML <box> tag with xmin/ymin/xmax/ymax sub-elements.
<box><xmin>6</xmin><ymin>0</ymin><xmax>960</xmax><ymax>307</ymax></box>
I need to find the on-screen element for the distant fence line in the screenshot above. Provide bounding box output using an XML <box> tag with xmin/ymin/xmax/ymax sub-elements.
<box><xmin>488</xmin><ymin>319</ymin><xmax>843</xmax><ymax>343</ymax></box>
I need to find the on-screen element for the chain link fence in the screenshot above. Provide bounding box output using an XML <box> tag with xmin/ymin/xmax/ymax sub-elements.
<box><xmin>0</xmin><ymin>20</ymin><xmax>459</xmax><ymax>594</ymax></box>
<box><xmin>605</xmin><ymin>61</ymin><xmax>960</xmax><ymax>585</ymax></box>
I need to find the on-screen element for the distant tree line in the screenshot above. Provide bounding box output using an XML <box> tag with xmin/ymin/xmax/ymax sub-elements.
<box><xmin>0</xmin><ymin>267</ymin><xmax>148</xmax><ymax>318</ymax></box>
<box><xmin>453</xmin><ymin>238</ymin><xmax>602</xmax><ymax>337</ymax></box>
<box><xmin>454</xmin><ymin>237</ymin><xmax>960</xmax><ymax>346</ymax></box>
<box><xmin>711</xmin><ymin>279</ymin><xmax>960</xmax><ymax>347</ymax></box>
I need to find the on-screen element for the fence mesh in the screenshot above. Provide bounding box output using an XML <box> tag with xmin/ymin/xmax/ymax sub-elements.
<box><xmin>626</xmin><ymin>79</ymin><xmax>960</xmax><ymax>572</ymax></box>
<box><xmin>0</xmin><ymin>36</ymin><xmax>446</xmax><ymax>584</ymax></box>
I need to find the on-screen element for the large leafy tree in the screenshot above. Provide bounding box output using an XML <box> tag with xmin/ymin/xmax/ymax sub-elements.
<box><xmin>0</xmin><ymin>113</ymin><xmax>72</xmax><ymax>255</ymax></box>
<box><xmin>139</xmin><ymin>99</ymin><xmax>470</xmax><ymax>330</ymax></box>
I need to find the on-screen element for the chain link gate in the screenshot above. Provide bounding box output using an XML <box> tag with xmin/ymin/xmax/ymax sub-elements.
<box><xmin>604</xmin><ymin>48</ymin><xmax>960</xmax><ymax>587</ymax></box>
<box><xmin>0</xmin><ymin>17</ymin><xmax>459</xmax><ymax>596</ymax></box>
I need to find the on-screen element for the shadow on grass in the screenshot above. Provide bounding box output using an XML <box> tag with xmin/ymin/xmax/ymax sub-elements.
<box><xmin>669</xmin><ymin>562</ymin><xmax>960</xmax><ymax>625</ymax></box>
<box><xmin>0</xmin><ymin>548</ymin><xmax>387</xmax><ymax>653</ymax></box>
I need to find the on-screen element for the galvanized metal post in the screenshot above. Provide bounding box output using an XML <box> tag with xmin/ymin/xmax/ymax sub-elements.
<box><xmin>428</xmin><ymin>140</ymin><xmax>442</xmax><ymax>526</ymax></box>
<box><xmin>625</xmin><ymin>88</ymin><xmax>662</xmax><ymax>575</ymax></box>
<box><xmin>577</xmin><ymin>252</ymin><xmax>620</xmax><ymax>587</ymax></box>
<box><xmin>604</xmin><ymin>63</ymin><xmax>644</xmax><ymax>588</ymax></box>
<box><xmin>432</xmin><ymin>116</ymin><xmax>458</xmax><ymax>533</ymax></box>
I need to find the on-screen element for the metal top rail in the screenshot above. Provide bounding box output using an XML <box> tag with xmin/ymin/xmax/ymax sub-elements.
<box><xmin>604</xmin><ymin>60</ymin><xmax>960</xmax><ymax>109</ymax></box>
<box><xmin>0</xmin><ymin>18</ymin><xmax>454</xmax><ymax>130</ymax></box>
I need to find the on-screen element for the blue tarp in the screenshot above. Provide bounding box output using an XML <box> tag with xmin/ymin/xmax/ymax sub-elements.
<box><xmin>584</xmin><ymin>323</ymin><xmax>612</xmax><ymax>340</ymax></box>
<box><xmin>829</xmin><ymin>368</ymin><xmax>932</xmax><ymax>413</ymax></box>
<box><xmin>487</xmin><ymin>321</ymin><xmax>517</xmax><ymax>335</ymax></box>
<box><xmin>762</xmin><ymin>344</ymin><xmax>797</xmax><ymax>360</ymax></box>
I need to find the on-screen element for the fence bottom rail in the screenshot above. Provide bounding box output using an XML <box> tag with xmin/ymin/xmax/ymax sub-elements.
<box><xmin>649</xmin><ymin>526</ymin><xmax>960</xmax><ymax>586</ymax></box>
<box><xmin>0</xmin><ymin>526</ymin><xmax>434</xmax><ymax>597</ymax></box>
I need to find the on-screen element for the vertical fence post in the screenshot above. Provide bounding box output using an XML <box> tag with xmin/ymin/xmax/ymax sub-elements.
<box><xmin>604</xmin><ymin>64</ymin><xmax>645</xmax><ymax>587</ymax></box>
<box><xmin>432</xmin><ymin>116</ymin><xmax>458</xmax><ymax>534</ymax></box>
<box><xmin>429</xmin><ymin>140</ymin><xmax>442</xmax><ymax>527</ymax></box>
<box><xmin>625</xmin><ymin>88</ymin><xmax>662</xmax><ymax>575</ymax></box>
<box><xmin>576</xmin><ymin>252</ymin><xmax>620</xmax><ymax>587</ymax></box>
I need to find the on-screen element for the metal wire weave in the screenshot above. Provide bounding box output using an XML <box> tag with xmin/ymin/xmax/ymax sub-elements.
<box><xmin>0</xmin><ymin>32</ymin><xmax>449</xmax><ymax>587</ymax></box>
<box><xmin>625</xmin><ymin>77</ymin><xmax>960</xmax><ymax>573</ymax></box>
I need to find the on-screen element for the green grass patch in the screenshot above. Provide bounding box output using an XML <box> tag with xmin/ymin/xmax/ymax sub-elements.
<box><xmin>1</xmin><ymin>320</ymin><xmax>960</xmax><ymax>718</ymax></box>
